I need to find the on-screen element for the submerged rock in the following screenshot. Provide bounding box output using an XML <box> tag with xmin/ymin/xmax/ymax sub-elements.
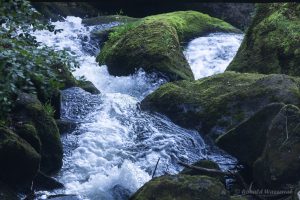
<box><xmin>97</xmin><ymin>11</ymin><xmax>238</xmax><ymax>81</ymax></box>
<box><xmin>227</xmin><ymin>3</ymin><xmax>300</xmax><ymax>76</ymax></box>
<box><xmin>130</xmin><ymin>175</ymin><xmax>230</xmax><ymax>200</ymax></box>
<box><xmin>0</xmin><ymin>127</ymin><xmax>40</xmax><ymax>185</ymax></box>
<box><xmin>141</xmin><ymin>72</ymin><xmax>300</xmax><ymax>137</ymax></box>
<box><xmin>13</xmin><ymin>93</ymin><xmax>63</xmax><ymax>174</ymax></box>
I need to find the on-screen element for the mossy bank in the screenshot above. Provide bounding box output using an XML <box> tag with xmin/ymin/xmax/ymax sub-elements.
<box><xmin>97</xmin><ymin>11</ymin><xmax>239</xmax><ymax>81</ymax></box>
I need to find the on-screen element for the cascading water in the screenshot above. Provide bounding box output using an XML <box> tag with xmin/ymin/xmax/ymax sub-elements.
<box><xmin>184</xmin><ymin>33</ymin><xmax>244</xmax><ymax>79</ymax></box>
<box><xmin>32</xmin><ymin>16</ymin><xmax>243</xmax><ymax>200</ymax></box>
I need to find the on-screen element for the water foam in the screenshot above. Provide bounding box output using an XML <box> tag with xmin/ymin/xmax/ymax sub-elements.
<box><xmin>184</xmin><ymin>33</ymin><xmax>243</xmax><ymax>79</ymax></box>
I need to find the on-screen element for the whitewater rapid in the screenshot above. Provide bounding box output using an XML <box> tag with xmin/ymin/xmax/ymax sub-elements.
<box><xmin>32</xmin><ymin>16</ymin><xmax>243</xmax><ymax>200</ymax></box>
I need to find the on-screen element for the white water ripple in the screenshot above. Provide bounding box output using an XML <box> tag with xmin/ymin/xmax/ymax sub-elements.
<box><xmin>184</xmin><ymin>33</ymin><xmax>243</xmax><ymax>79</ymax></box>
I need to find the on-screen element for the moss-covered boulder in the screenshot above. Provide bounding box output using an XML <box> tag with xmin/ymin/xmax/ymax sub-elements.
<box><xmin>180</xmin><ymin>160</ymin><xmax>224</xmax><ymax>183</ymax></box>
<box><xmin>227</xmin><ymin>3</ymin><xmax>300</xmax><ymax>76</ymax></box>
<box><xmin>253</xmin><ymin>105</ymin><xmax>300</xmax><ymax>188</ymax></box>
<box><xmin>0</xmin><ymin>127</ymin><xmax>40</xmax><ymax>184</ymax></box>
<box><xmin>13</xmin><ymin>93</ymin><xmax>63</xmax><ymax>174</ymax></box>
<box><xmin>142</xmin><ymin>72</ymin><xmax>300</xmax><ymax>137</ymax></box>
<box><xmin>15</xmin><ymin>123</ymin><xmax>41</xmax><ymax>153</ymax></box>
<box><xmin>130</xmin><ymin>175</ymin><xmax>230</xmax><ymax>200</ymax></box>
<box><xmin>97</xmin><ymin>11</ymin><xmax>238</xmax><ymax>81</ymax></box>
<box><xmin>216</xmin><ymin>103</ymin><xmax>285</xmax><ymax>167</ymax></box>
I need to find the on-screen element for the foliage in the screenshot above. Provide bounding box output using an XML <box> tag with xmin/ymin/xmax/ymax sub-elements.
<box><xmin>44</xmin><ymin>101</ymin><xmax>55</xmax><ymax>117</ymax></box>
<box><xmin>0</xmin><ymin>0</ymin><xmax>78</xmax><ymax>120</ymax></box>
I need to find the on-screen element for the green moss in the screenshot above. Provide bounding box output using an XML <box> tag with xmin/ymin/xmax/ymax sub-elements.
<box><xmin>97</xmin><ymin>11</ymin><xmax>238</xmax><ymax>81</ymax></box>
<box><xmin>141</xmin><ymin>72</ymin><xmax>300</xmax><ymax>137</ymax></box>
<box><xmin>15</xmin><ymin>123</ymin><xmax>41</xmax><ymax>153</ymax></box>
<box><xmin>227</xmin><ymin>3</ymin><xmax>300</xmax><ymax>76</ymax></box>
<box><xmin>130</xmin><ymin>175</ymin><xmax>229</xmax><ymax>200</ymax></box>
<box><xmin>0</xmin><ymin>127</ymin><xmax>40</xmax><ymax>185</ymax></box>
<box><xmin>13</xmin><ymin>93</ymin><xmax>63</xmax><ymax>174</ymax></box>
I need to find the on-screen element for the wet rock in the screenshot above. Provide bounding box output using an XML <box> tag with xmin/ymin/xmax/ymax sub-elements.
<box><xmin>97</xmin><ymin>11</ymin><xmax>238</xmax><ymax>81</ymax></box>
<box><xmin>13</xmin><ymin>93</ymin><xmax>63</xmax><ymax>174</ymax></box>
<box><xmin>77</xmin><ymin>80</ymin><xmax>100</xmax><ymax>94</ymax></box>
<box><xmin>253</xmin><ymin>105</ymin><xmax>300</xmax><ymax>188</ymax></box>
<box><xmin>142</xmin><ymin>72</ymin><xmax>300</xmax><ymax>137</ymax></box>
<box><xmin>227</xmin><ymin>3</ymin><xmax>300</xmax><ymax>77</ymax></box>
<box><xmin>0</xmin><ymin>127</ymin><xmax>40</xmax><ymax>185</ymax></box>
<box><xmin>55</xmin><ymin>119</ymin><xmax>77</xmax><ymax>134</ymax></box>
<box><xmin>130</xmin><ymin>175</ymin><xmax>230</xmax><ymax>200</ymax></box>
<box><xmin>33</xmin><ymin>171</ymin><xmax>64</xmax><ymax>191</ymax></box>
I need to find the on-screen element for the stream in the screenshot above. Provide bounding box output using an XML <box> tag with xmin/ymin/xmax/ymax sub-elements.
<box><xmin>32</xmin><ymin>16</ymin><xmax>243</xmax><ymax>200</ymax></box>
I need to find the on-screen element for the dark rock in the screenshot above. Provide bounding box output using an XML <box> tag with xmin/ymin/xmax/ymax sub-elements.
<box><xmin>55</xmin><ymin>119</ymin><xmax>77</xmax><ymax>134</ymax></box>
<box><xmin>13</xmin><ymin>93</ymin><xmax>63</xmax><ymax>174</ymax></box>
<box><xmin>253</xmin><ymin>105</ymin><xmax>300</xmax><ymax>188</ymax></box>
<box><xmin>15</xmin><ymin>123</ymin><xmax>41</xmax><ymax>153</ymax></box>
<box><xmin>77</xmin><ymin>80</ymin><xmax>100</xmax><ymax>95</ymax></box>
<box><xmin>216</xmin><ymin>103</ymin><xmax>285</xmax><ymax>167</ymax></box>
<box><xmin>33</xmin><ymin>171</ymin><xmax>64</xmax><ymax>191</ymax></box>
<box><xmin>130</xmin><ymin>175</ymin><xmax>230</xmax><ymax>200</ymax></box>
<box><xmin>0</xmin><ymin>127</ymin><xmax>40</xmax><ymax>185</ymax></box>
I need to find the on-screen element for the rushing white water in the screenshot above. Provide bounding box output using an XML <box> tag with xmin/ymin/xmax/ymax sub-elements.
<box><xmin>32</xmin><ymin>16</ymin><xmax>241</xmax><ymax>200</ymax></box>
<box><xmin>184</xmin><ymin>33</ymin><xmax>243</xmax><ymax>79</ymax></box>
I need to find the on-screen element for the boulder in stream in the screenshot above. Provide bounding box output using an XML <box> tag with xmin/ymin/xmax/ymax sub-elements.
<box><xmin>141</xmin><ymin>72</ymin><xmax>300</xmax><ymax>137</ymax></box>
<box><xmin>97</xmin><ymin>11</ymin><xmax>239</xmax><ymax>81</ymax></box>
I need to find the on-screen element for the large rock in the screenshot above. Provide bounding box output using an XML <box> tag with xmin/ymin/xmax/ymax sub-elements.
<box><xmin>227</xmin><ymin>3</ymin><xmax>300</xmax><ymax>76</ymax></box>
<box><xmin>253</xmin><ymin>105</ymin><xmax>300</xmax><ymax>188</ymax></box>
<box><xmin>141</xmin><ymin>72</ymin><xmax>300</xmax><ymax>137</ymax></box>
<box><xmin>13</xmin><ymin>93</ymin><xmax>63</xmax><ymax>174</ymax></box>
<box><xmin>97</xmin><ymin>11</ymin><xmax>238</xmax><ymax>81</ymax></box>
<box><xmin>130</xmin><ymin>175</ymin><xmax>230</xmax><ymax>200</ymax></box>
<box><xmin>0</xmin><ymin>127</ymin><xmax>40</xmax><ymax>184</ymax></box>
<box><xmin>216</xmin><ymin>103</ymin><xmax>285</xmax><ymax>167</ymax></box>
